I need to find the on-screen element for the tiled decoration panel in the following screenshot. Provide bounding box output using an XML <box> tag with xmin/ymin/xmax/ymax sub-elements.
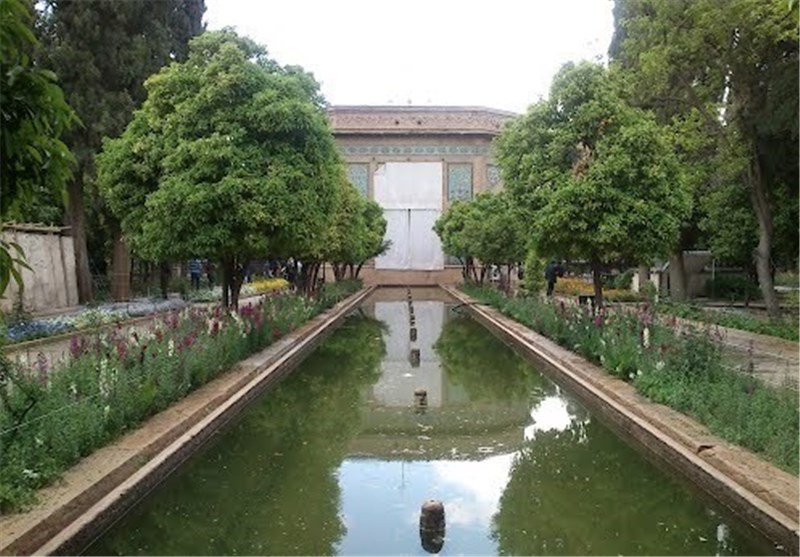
<box><xmin>346</xmin><ymin>163</ymin><xmax>369</xmax><ymax>196</ymax></box>
<box><xmin>447</xmin><ymin>163</ymin><xmax>473</xmax><ymax>202</ymax></box>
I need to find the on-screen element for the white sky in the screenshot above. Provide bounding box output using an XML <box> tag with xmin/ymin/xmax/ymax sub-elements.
<box><xmin>204</xmin><ymin>0</ymin><xmax>615</xmax><ymax>114</ymax></box>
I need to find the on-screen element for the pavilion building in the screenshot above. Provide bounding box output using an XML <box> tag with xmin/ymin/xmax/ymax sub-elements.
<box><xmin>328</xmin><ymin>105</ymin><xmax>515</xmax><ymax>285</ymax></box>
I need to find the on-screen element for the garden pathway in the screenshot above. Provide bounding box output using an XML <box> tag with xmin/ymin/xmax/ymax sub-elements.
<box><xmin>691</xmin><ymin>320</ymin><xmax>799</xmax><ymax>390</ymax></box>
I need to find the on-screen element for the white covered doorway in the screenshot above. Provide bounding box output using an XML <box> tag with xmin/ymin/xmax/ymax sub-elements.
<box><xmin>373</xmin><ymin>162</ymin><xmax>445</xmax><ymax>270</ymax></box>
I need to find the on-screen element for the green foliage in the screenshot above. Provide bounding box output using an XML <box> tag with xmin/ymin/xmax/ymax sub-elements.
<box><xmin>461</xmin><ymin>284</ymin><xmax>799</xmax><ymax>472</ymax></box>
<box><xmin>97</xmin><ymin>29</ymin><xmax>342</xmax><ymax>302</ymax></box>
<box><xmin>0</xmin><ymin>0</ymin><xmax>77</xmax><ymax>223</ymax></box>
<box><xmin>609</xmin><ymin>269</ymin><xmax>634</xmax><ymax>290</ymax></box>
<box><xmin>704</xmin><ymin>274</ymin><xmax>761</xmax><ymax>302</ymax></box>
<box><xmin>658</xmin><ymin>301</ymin><xmax>799</xmax><ymax>342</ymax></box>
<box><xmin>434</xmin><ymin>191</ymin><xmax>526</xmax><ymax>277</ymax></box>
<box><xmin>0</xmin><ymin>0</ymin><xmax>73</xmax><ymax>227</ymax></box>
<box><xmin>520</xmin><ymin>245</ymin><xmax>546</xmax><ymax>295</ymax></box>
<box><xmin>610</xmin><ymin>0</ymin><xmax>799</xmax><ymax>314</ymax></box>
<box><xmin>496</xmin><ymin>62</ymin><xmax>691</xmax><ymax>304</ymax></box>
<box><xmin>325</xmin><ymin>179</ymin><xmax>388</xmax><ymax>277</ymax></box>
<box><xmin>0</xmin><ymin>281</ymin><xmax>362</xmax><ymax>511</ymax></box>
<box><xmin>35</xmin><ymin>0</ymin><xmax>206</xmax><ymax>297</ymax></box>
<box><xmin>86</xmin><ymin>313</ymin><xmax>385</xmax><ymax>556</ymax></box>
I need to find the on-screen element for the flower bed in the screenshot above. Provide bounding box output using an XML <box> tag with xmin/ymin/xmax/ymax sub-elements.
<box><xmin>462</xmin><ymin>284</ymin><xmax>799</xmax><ymax>474</ymax></box>
<box><xmin>3</xmin><ymin>299</ymin><xmax>188</xmax><ymax>345</ymax></box>
<box><xmin>554</xmin><ymin>277</ymin><xmax>644</xmax><ymax>302</ymax></box>
<box><xmin>0</xmin><ymin>280</ymin><xmax>362</xmax><ymax>511</ymax></box>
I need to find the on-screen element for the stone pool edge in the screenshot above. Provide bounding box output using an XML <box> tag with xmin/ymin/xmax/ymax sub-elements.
<box><xmin>0</xmin><ymin>286</ymin><xmax>375</xmax><ymax>556</ymax></box>
<box><xmin>444</xmin><ymin>286</ymin><xmax>799</xmax><ymax>554</ymax></box>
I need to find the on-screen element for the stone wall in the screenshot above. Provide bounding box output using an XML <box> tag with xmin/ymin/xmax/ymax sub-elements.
<box><xmin>1</xmin><ymin>224</ymin><xmax>78</xmax><ymax>313</ymax></box>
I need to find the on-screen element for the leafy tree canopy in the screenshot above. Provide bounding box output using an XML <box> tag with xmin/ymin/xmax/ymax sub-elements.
<box><xmin>0</xmin><ymin>0</ymin><xmax>77</xmax><ymax>221</ymax></box>
<box><xmin>97</xmin><ymin>29</ymin><xmax>342</xmax><ymax>305</ymax></box>
<box><xmin>325</xmin><ymin>179</ymin><xmax>387</xmax><ymax>280</ymax></box>
<box><xmin>496</xmin><ymin>62</ymin><xmax>691</xmax><ymax>305</ymax></box>
<box><xmin>609</xmin><ymin>0</ymin><xmax>798</xmax><ymax>315</ymax></box>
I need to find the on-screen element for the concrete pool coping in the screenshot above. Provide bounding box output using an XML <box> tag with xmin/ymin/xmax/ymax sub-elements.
<box><xmin>0</xmin><ymin>286</ymin><xmax>374</xmax><ymax>556</ymax></box>
<box><xmin>444</xmin><ymin>286</ymin><xmax>799</xmax><ymax>554</ymax></box>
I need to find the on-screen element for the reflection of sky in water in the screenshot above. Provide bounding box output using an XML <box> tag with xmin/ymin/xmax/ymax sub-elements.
<box><xmin>335</xmin><ymin>301</ymin><xmax>764</xmax><ymax>557</ymax></box>
<box><xmin>336</xmin><ymin>391</ymin><xmax>581</xmax><ymax>556</ymax></box>
<box><xmin>524</xmin><ymin>390</ymin><xmax>590</xmax><ymax>442</ymax></box>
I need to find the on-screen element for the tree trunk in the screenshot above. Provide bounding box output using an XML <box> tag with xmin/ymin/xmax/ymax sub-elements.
<box><xmin>668</xmin><ymin>250</ymin><xmax>688</xmax><ymax>301</ymax></box>
<box><xmin>68</xmin><ymin>171</ymin><xmax>93</xmax><ymax>303</ymax></box>
<box><xmin>637</xmin><ymin>264</ymin><xmax>650</xmax><ymax>291</ymax></box>
<box><xmin>748</xmin><ymin>149</ymin><xmax>780</xmax><ymax>318</ymax></box>
<box><xmin>222</xmin><ymin>257</ymin><xmax>231</xmax><ymax>308</ymax></box>
<box><xmin>110</xmin><ymin>221</ymin><xmax>130</xmax><ymax>301</ymax></box>
<box><xmin>591</xmin><ymin>260</ymin><xmax>604</xmax><ymax>310</ymax></box>
<box><xmin>159</xmin><ymin>261</ymin><xmax>171</xmax><ymax>299</ymax></box>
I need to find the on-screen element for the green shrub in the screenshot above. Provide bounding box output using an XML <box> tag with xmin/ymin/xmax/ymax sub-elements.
<box><xmin>521</xmin><ymin>248</ymin><xmax>545</xmax><ymax>295</ymax></box>
<box><xmin>658</xmin><ymin>301</ymin><xmax>799</xmax><ymax>341</ymax></box>
<box><xmin>705</xmin><ymin>274</ymin><xmax>761</xmax><ymax>301</ymax></box>
<box><xmin>609</xmin><ymin>269</ymin><xmax>634</xmax><ymax>290</ymax></box>
<box><xmin>461</xmin><ymin>284</ymin><xmax>799</xmax><ymax>473</ymax></box>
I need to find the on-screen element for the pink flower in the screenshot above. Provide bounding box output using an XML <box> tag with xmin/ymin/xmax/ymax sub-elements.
<box><xmin>69</xmin><ymin>336</ymin><xmax>85</xmax><ymax>358</ymax></box>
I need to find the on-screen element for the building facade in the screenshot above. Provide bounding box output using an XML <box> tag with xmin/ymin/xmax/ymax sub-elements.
<box><xmin>328</xmin><ymin>105</ymin><xmax>515</xmax><ymax>285</ymax></box>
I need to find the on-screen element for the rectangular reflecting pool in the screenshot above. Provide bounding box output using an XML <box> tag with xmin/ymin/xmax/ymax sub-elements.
<box><xmin>85</xmin><ymin>288</ymin><xmax>781</xmax><ymax>555</ymax></box>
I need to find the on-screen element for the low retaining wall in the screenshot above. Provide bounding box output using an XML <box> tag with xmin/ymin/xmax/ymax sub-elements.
<box><xmin>0</xmin><ymin>287</ymin><xmax>374</xmax><ymax>556</ymax></box>
<box><xmin>444</xmin><ymin>286</ymin><xmax>799</xmax><ymax>554</ymax></box>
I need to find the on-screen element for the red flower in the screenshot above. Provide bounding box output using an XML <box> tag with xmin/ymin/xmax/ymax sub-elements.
<box><xmin>116</xmin><ymin>342</ymin><xmax>127</xmax><ymax>360</ymax></box>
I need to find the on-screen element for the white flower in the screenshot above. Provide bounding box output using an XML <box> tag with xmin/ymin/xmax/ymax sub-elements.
<box><xmin>103</xmin><ymin>405</ymin><xmax>111</xmax><ymax>417</ymax></box>
<box><xmin>69</xmin><ymin>383</ymin><xmax>77</xmax><ymax>396</ymax></box>
<box><xmin>168</xmin><ymin>339</ymin><xmax>175</xmax><ymax>357</ymax></box>
<box><xmin>22</xmin><ymin>468</ymin><xmax>40</xmax><ymax>480</ymax></box>
<box><xmin>643</xmin><ymin>326</ymin><xmax>651</xmax><ymax>348</ymax></box>
<box><xmin>656</xmin><ymin>360</ymin><xmax>665</xmax><ymax>371</ymax></box>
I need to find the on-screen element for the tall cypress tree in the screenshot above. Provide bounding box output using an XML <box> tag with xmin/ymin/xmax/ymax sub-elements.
<box><xmin>36</xmin><ymin>0</ymin><xmax>205</xmax><ymax>302</ymax></box>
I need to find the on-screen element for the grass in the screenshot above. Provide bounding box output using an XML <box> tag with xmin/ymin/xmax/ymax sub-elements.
<box><xmin>462</xmin><ymin>283</ymin><xmax>799</xmax><ymax>475</ymax></box>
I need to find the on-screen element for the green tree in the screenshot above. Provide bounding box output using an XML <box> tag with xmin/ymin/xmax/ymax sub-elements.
<box><xmin>496</xmin><ymin>62</ymin><xmax>691</xmax><ymax>308</ymax></box>
<box><xmin>98</xmin><ymin>30</ymin><xmax>342</xmax><ymax>308</ymax></box>
<box><xmin>434</xmin><ymin>200</ymin><xmax>480</xmax><ymax>281</ymax></box>
<box><xmin>609</xmin><ymin>0</ymin><xmax>799</xmax><ymax>317</ymax></box>
<box><xmin>467</xmin><ymin>191</ymin><xmax>526</xmax><ymax>291</ymax></box>
<box><xmin>0</xmin><ymin>0</ymin><xmax>77</xmax><ymax>299</ymax></box>
<box><xmin>37</xmin><ymin>0</ymin><xmax>206</xmax><ymax>302</ymax></box>
<box><xmin>435</xmin><ymin>191</ymin><xmax>525</xmax><ymax>287</ymax></box>
<box><xmin>326</xmin><ymin>180</ymin><xmax>388</xmax><ymax>281</ymax></box>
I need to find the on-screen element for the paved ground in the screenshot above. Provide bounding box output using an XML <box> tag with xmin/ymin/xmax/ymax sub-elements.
<box><xmin>706</xmin><ymin>322</ymin><xmax>798</xmax><ymax>390</ymax></box>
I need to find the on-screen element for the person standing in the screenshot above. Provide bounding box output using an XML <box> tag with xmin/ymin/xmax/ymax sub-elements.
<box><xmin>189</xmin><ymin>258</ymin><xmax>202</xmax><ymax>290</ymax></box>
<box><xmin>545</xmin><ymin>260</ymin><xmax>562</xmax><ymax>297</ymax></box>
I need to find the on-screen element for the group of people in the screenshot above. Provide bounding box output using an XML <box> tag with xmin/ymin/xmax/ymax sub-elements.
<box><xmin>187</xmin><ymin>258</ymin><xmax>303</xmax><ymax>290</ymax></box>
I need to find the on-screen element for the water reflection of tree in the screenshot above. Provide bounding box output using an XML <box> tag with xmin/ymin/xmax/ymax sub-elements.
<box><xmin>89</xmin><ymin>316</ymin><xmax>386</xmax><ymax>556</ymax></box>
<box><xmin>490</xmin><ymin>420</ymin><xmax>765</xmax><ymax>556</ymax></box>
<box><xmin>434</xmin><ymin>316</ymin><xmax>550</xmax><ymax>403</ymax></box>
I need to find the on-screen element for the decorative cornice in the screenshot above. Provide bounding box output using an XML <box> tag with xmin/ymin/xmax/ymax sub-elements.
<box><xmin>338</xmin><ymin>143</ymin><xmax>492</xmax><ymax>156</ymax></box>
<box><xmin>328</xmin><ymin>105</ymin><xmax>516</xmax><ymax>136</ymax></box>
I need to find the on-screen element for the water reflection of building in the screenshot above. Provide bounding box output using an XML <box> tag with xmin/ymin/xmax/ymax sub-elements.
<box><xmin>353</xmin><ymin>294</ymin><xmax>588</xmax><ymax>460</ymax></box>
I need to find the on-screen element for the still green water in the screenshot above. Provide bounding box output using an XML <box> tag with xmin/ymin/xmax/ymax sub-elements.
<box><xmin>85</xmin><ymin>293</ymin><xmax>779</xmax><ymax>556</ymax></box>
